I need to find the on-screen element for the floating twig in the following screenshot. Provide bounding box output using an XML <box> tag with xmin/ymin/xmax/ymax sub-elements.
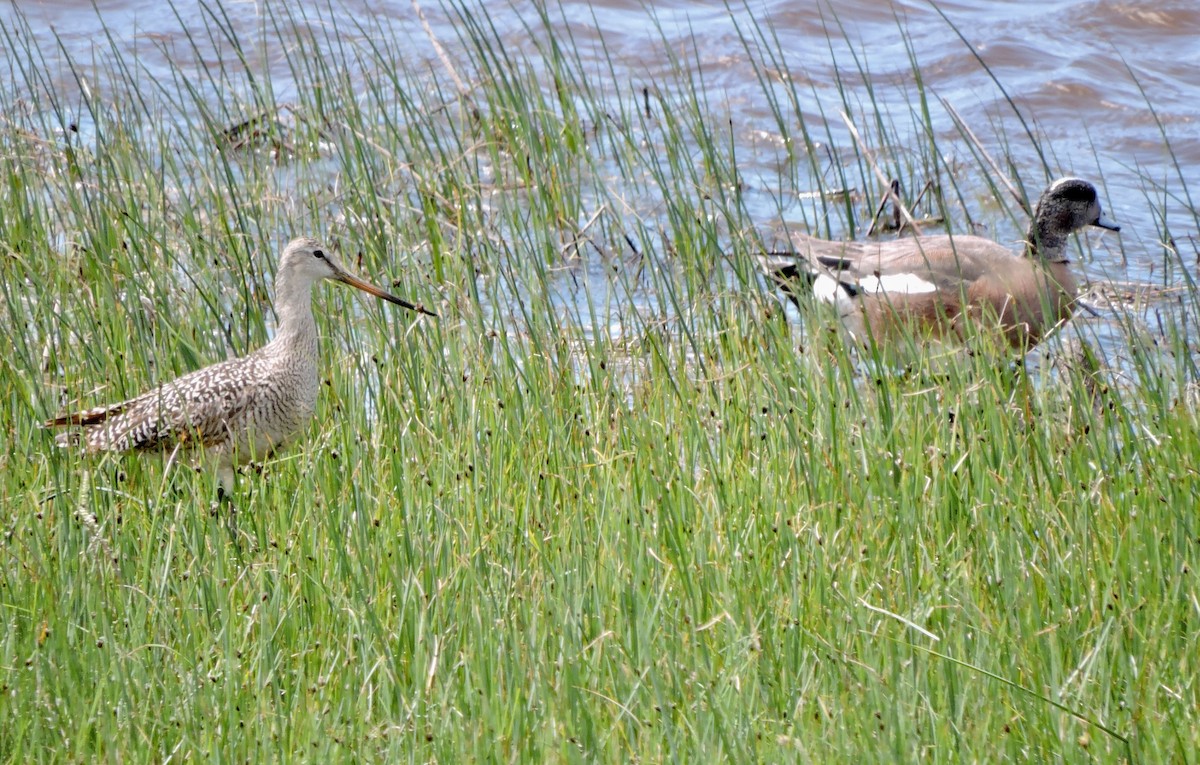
<box><xmin>866</xmin><ymin>179</ymin><xmax>902</xmax><ymax>236</ymax></box>
<box><xmin>840</xmin><ymin>110</ymin><xmax>922</xmax><ymax>235</ymax></box>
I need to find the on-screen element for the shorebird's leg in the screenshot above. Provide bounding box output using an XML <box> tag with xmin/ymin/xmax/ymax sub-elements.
<box><xmin>217</xmin><ymin>465</ymin><xmax>235</xmax><ymax>501</ymax></box>
<box><xmin>205</xmin><ymin>463</ymin><xmax>247</xmax><ymax>553</ymax></box>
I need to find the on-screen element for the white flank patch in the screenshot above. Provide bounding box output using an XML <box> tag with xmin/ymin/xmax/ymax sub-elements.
<box><xmin>811</xmin><ymin>273</ymin><xmax>842</xmax><ymax>303</ymax></box>
<box><xmin>812</xmin><ymin>273</ymin><xmax>857</xmax><ymax>316</ymax></box>
<box><xmin>858</xmin><ymin>272</ymin><xmax>937</xmax><ymax>295</ymax></box>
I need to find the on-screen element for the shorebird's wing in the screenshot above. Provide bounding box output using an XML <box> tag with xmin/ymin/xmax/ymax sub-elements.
<box><xmin>46</xmin><ymin>356</ymin><xmax>261</xmax><ymax>453</ymax></box>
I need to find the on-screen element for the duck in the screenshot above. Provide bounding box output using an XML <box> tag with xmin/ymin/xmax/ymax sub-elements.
<box><xmin>760</xmin><ymin>178</ymin><xmax>1120</xmax><ymax>350</ymax></box>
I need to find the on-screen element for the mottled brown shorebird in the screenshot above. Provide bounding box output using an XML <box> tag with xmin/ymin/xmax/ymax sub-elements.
<box><xmin>45</xmin><ymin>236</ymin><xmax>436</xmax><ymax>492</ymax></box>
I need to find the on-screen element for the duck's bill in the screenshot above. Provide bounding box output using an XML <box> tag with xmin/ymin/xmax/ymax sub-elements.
<box><xmin>338</xmin><ymin>272</ymin><xmax>438</xmax><ymax>317</ymax></box>
<box><xmin>1093</xmin><ymin>214</ymin><xmax>1120</xmax><ymax>232</ymax></box>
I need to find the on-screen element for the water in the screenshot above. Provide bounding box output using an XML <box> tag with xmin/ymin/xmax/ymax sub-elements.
<box><xmin>4</xmin><ymin>0</ymin><xmax>1196</xmax><ymax>357</ymax></box>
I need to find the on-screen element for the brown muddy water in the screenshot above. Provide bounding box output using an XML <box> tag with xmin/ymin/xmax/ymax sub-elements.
<box><xmin>3</xmin><ymin>0</ymin><xmax>1198</xmax><ymax>365</ymax></box>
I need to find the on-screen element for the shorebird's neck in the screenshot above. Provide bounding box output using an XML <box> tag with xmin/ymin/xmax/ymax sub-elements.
<box><xmin>267</xmin><ymin>273</ymin><xmax>320</xmax><ymax>353</ymax></box>
<box><xmin>1025</xmin><ymin>219</ymin><xmax>1070</xmax><ymax>264</ymax></box>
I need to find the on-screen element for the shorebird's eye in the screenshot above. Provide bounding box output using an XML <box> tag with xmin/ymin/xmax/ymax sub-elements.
<box><xmin>313</xmin><ymin>250</ymin><xmax>326</xmax><ymax>260</ymax></box>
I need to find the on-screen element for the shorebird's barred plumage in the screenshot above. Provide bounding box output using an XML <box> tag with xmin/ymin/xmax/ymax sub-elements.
<box><xmin>49</xmin><ymin>348</ymin><xmax>313</xmax><ymax>454</ymax></box>
<box><xmin>45</xmin><ymin>237</ymin><xmax>436</xmax><ymax>490</ymax></box>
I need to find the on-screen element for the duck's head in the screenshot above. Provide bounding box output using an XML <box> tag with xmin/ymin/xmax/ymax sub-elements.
<box><xmin>1036</xmin><ymin>178</ymin><xmax>1120</xmax><ymax>236</ymax></box>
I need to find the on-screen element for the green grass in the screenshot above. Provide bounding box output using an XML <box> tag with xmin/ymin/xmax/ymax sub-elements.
<box><xmin>1</xmin><ymin>1</ymin><xmax>1197</xmax><ymax>762</ymax></box>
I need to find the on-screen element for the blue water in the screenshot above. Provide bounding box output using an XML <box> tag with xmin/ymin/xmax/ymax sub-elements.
<box><xmin>2</xmin><ymin>0</ymin><xmax>1195</xmax><ymax>359</ymax></box>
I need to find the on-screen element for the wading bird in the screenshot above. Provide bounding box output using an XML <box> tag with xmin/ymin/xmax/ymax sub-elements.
<box><xmin>45</xmin><ymin>237</ymin><xmax>435</xmax><ymax>493</ymax></box>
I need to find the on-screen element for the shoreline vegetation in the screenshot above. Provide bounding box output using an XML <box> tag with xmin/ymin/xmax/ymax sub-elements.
<box><xmin>1</xmin><ymin>1</ymin><xmax>1196</xmax><ymax>762</ymax></box>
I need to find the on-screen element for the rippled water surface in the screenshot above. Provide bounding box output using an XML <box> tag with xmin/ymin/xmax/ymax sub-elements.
<box><xmin>4</xmin><ymin>0</ymin><xmax>1197</xmax><ymax>353</ymax></box>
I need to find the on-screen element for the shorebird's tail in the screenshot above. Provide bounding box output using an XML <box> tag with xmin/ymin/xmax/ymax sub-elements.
<box><xmin>50</xmin><ymin>430</ymin><xmax>81</xmax><ymax>448</ymax></box>
<box><xmin>44</xmin><ymin>403</ymin><xmax>129</xmax><ymax>448</ymax></box>
<box><xmin>43</xmin><ymin>402</ymin><xmax>127</xmax><ymax>430</ymax></box>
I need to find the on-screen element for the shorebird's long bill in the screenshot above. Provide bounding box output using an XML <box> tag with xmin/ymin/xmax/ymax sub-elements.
<box><xmin>337</xmin><ymin>272</ymin><xmax>438</xmax><ymax>317</ymax></box>
<box><xmin>1093</xmin><ymin>214</ymin><xmax>1120</xmax><ymax>232</ymax></box>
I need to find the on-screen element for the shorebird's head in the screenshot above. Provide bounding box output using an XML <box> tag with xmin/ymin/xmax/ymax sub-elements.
<box><xmin>278</xmin><ymin>237</ymin><xmax>437</xmax><ymax>317</ymax></box>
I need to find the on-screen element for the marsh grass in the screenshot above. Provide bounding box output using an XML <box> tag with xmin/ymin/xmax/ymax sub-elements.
<box><xmin>0</xmin><ymin>0</ymin><xmax>1196</xmax><ymax>762</ymax></box>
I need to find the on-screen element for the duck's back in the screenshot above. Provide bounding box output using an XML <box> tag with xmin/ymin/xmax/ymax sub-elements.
<box><xmin>788</xmin><ymin>231</ymin><xmax>1076</xmax><ymax>349</ymax></box>
<box><xmin>793</xmin><ymin>232</ymin><xmax>1017</xmax><ymax>283</ymax></box>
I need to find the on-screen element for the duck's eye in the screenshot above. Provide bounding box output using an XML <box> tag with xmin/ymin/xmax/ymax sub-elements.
<box><xmin>313</xmin><ymin>249</ymin><xmax>326</xmax><ymax>260</ymax></box>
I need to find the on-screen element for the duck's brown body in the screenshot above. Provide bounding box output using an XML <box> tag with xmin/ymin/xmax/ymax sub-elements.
<box><xmin>762</xmin><ymin>178</ymin><xmax>1119</xmax><ymax>350</ymax></box>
